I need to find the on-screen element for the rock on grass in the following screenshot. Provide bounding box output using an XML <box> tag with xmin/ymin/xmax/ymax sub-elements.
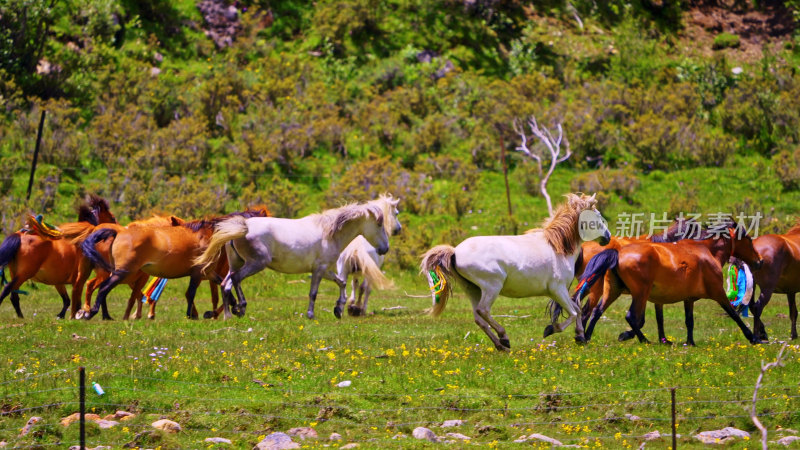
<box><xmin>151</xmin><ymin>419</ymin><xmax>182</xmax><ymax>433</ymax></box>
<box><xmin>253</xmin><ymin>432</ymin><xmax>300</xmax><ymax>450</ymax></box>
<box><xmin>412</xmin><ymin>427</ymin><xmax>438</xmax><ymax>442</ymax></box>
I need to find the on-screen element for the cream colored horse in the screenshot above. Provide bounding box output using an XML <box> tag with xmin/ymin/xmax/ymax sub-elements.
<box><xmin>195</xmin><ymin>198</ymin><xmax>392</xmax><ymax>319</ymax></box>
<box><xmin>420</xmin><ymin>193</ymin><xmax>610</xmax><ymax>350</ymax></box>
<box><xmin>336</xmin><ymin>195</ymin><xmax>402</xmax><ymax>316</ymax></box>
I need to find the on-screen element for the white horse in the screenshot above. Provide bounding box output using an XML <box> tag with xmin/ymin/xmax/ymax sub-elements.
<box><xmin>195</xmin><ymin>197</ymin><xmax>394</xmax><ymax>319</ymax></box>
<box><xmin>336</xmin><ymin>195</ymin><xmax>401</xmax><ymax>316</ymax></box>
<box><xmin>420</xmin><ymin>193</ymin><xmax>610</xmax><ymax>350</ymax></box>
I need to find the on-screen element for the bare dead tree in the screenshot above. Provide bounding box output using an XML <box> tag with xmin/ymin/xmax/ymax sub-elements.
<box><xmin>750</xmin><ymin>343</ymin><xmax>788</xmax><ymax>449</ymax></box>
<box><xmin>513</xmin><ymin>115</ymin><xmax>572</xmax><ymax>216</ymax></box>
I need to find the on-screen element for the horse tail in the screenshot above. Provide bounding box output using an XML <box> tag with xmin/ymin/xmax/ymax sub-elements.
<box><xmin>81</xmin><ymin>228</ymin><xmax>117</xmax><ymax>272</ymax></box>
<box><xmin>420</xmin><ymin>245</ymin><xmax>462</xmax><ymax>317</ymax></box>
<box><xmin>0</xmin><ymin>233</ymin><xmax>21</xmax><ymax>269</ymax></box>
<box><xmin>548</xmin><ymin>248</ymin><xmax>619</xmax><ymax>319</ymax></box>
<box><xmin>59</xmin><ymin>222</ymin><xmax>96</xmax><ymax>246</ymax></box>
<box><xmin>341</xmin><ymin>244</ymin><xmax>393</xmax><ymax>290</ymax></box>
<box><xmin>194</xmin><ymin>216</ymin><xmax>248</xmax><ymax>273</ymax></box>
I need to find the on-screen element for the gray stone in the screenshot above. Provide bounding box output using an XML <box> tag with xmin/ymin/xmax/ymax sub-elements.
<box><xmin>151</xmin><ymin>419</ymin><xmax>181</xmax><ymax>433</ymax></box>
<box><xmin>695</xmin><ymin>427</ymin><xmax>750</xmax><ymax>444</ymax></box>
<box><xmin>329</xmin><ymin>433</ymin><xmax>342</xmax><ymax>441</ymax></box>
<box><xmin>624</xmin><ymin>413</ymin><xmax>642</xmax><ymax>421</ymax></box>
<box><xmin>445</xmin><ymin>432</ymin><xmax>472</xmax><ymax>440</ymax></box>
<box><xmin>513</xmin><ymin>433</ymin><xmax>563</xmax><ymax>445</ymax></box>
<box><xmin>643</xmin><ymin>430</ymin><xmax>661</xmax><ymax>441</ymax></box>
<box><xmin>254</xmin><ymin>432</ymin><xmax>300</xmax><ymax>450</ymax></box>
<box><xmin>96</xmin><ymin>420</ymin><xmax>119</xmax><ymax>429</ymax></box>
<box><xmin>19</xmin><ymin>417</ymin><xmax>42</xmax><ymax>436</ymax></box>
<box><xmin>205</xmin><ymin>437</ymin><xmax>232</xmax><ymax>444</ymax></box>
<box><xmin>440</xmin><ymin>419</ymin><xmax>464</xmax><ymax>428</ymax></box>
<box><xmin>287</xmin><ymin>427</ymin><xmax>317</xmax><ymax>440</ymax></box>
<box><xmin>776</xmin><ymin>436</ymin><xmax>800</xmax><ymax>446</ymax></box>
<box><xmin>412</xmin><ymin>427</ymin><xmax>438</xmax><ymax>442</ymax></box>
<box><xmin>339</xmin><ymin>444</ymin><xmax>359</xmax><ymax>449</ymax></box>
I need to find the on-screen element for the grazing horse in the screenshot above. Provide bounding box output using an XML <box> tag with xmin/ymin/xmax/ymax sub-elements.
<box><xmin>81</xmin><ymin>208</ymin><xmax>269</xmax><ymax>320</ymax></box>
<box><xmin>194</xmin><ymin>198</ymin><xmax>393</xmax><ymax>320</ymax></box>
<box><xmin>747</xmin><ymin>221</ymin><xmax>800</xmax><ymax>340</ymax></box>
<box><xmin>337</xmin><ymin>194</ymin><xmax>402</xmax><ymax>316</ymax></box>
<box><xmin>582</xmin><ymin>222</ymin><xmax>764</xmax><ymax>345</ymax></box>
<box><xmin>420</xmin><ymin>193</ymin><xmax>611</xmax><ymax>350</ymax></box>
<box><xmin>0</xmin><ymin>195</ymin><xmax>116</xmax><ymax>318</ymax></box>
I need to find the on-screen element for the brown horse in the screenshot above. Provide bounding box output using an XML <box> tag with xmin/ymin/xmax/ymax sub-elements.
<box><xmin>553</xmin><ymin>217</ymin><xmax>701</xmax><ymax>343</ymax></box>
<box><xmin>0</xmin><ymin>195</ymin><xmax>116</xmax><ymax>318</ymax></box>
<box><xmin>64</xmin><ymin>215</ymin><xmax>187</xmax><ymax>320</ymax></box>
<box><xmin>81</xmin><ymin>207</ymin><xmax>269</xmax><ymax>320</ymax></box>
<box><xmin>747</xmin><ymin>221</ymin><xmax>800</xmax><ymax>340</ymax></box>
<box><xmin>582</xmin><ymin>223</ymin><xmax>764</xmax><ymax>345</ymax></box>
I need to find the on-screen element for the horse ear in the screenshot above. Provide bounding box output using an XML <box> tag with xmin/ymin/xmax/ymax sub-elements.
<box><xmin>170</xmin><ymin>216</ymin><xmax>184</xmax><ymax>226</ymax></box>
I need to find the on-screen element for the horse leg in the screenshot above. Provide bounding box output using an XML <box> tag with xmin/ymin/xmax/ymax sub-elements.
<box><xmin>70</xmin><ymin>265</ymin><xmax>92</xmax><ymax>319</ymax></box>
<box><xmin>618</xmin><ymin>303</ymin><xmax>645</xmax><ymax>342</ymax></box>
<box><xmin>684</xmin><ymin>300</ymin><xmax>696</xmax><ymax>346</ymax></box>
<box><xmin>715</xmin><ymin>296</ymin><xmax>760</xmax><ymax>344</ymax></box>
<box><xmin>204</xmin><ymin>281</ymin><xmax>221</xmax><ymax>319</ymax></box>
<box><xmin>306</xmin><ymin>269</ymin><xmax>325</xmax><ymax>319</ymax></box>
<box><xmin>330</xmin><ymin>271</ymin><xmax>348</xmax><ymax>319</ymax></box>
<box><xmin>219</xmin><ymin>273</ymin><xmax>235</xmax><ymax>320</ymax></box>
<box><xmin>624</xmin><ymin>295</ymin><xmax>650</xmax><ymax>344</ymax></box>
<box><xmin>81</xmin><ymin>277</ymin><xmax>101</xmax><ymax>319</ymax></box>
<box><xmin>546</xmin><ymin>285</ymin><xmax>583</xmax><ymax>343</ymax></box>
<box><xmin>787</xmin><ymin>292</ymin><xmax>797</xmax><ymax>340</ymax></box>
<box><xmin>466</xmin><ymin>284</ymin><xmax>506</xmax><ymax>350</ymax></box>
<box><xmin>9</xmin><ymin>291</ymin><xmax>23</xmax><ymax>319</ymax></box>
<box><xmin>55</xmin><ymin>284</ymin><xmax>71</xmax><ymax>319</ymax></box>
<box><xmin>346</xmin><ymin>277</ymin><xmax>359</xmax><ymax>316</ymax></box>
<box><xmin>584</xmin><ymin>282</ymin><xmax>623</xmax><ymax>342</ymax></box>
<box><xmin>86</xmin><ymin>271</ymin><xmax>126</xmax><ymax>320</ymax></box>
<box><xmin>185</xmin><ymin>276</ymin><xmax>201</xmax><ymax>319</ymax></box>
<box><xmin>752</xmin><ymin>287</ymin><xmax>773</xmax><ymax>341</ymax></box>
<box><xmin>359</xmin><ymin>280</ymin><xmax>371</xmax><ymax>317</ymax></box>
<box><xmin>655</xmin><ymin>304</ymin><xmax>672</xmax><ymax>345</ymax></box>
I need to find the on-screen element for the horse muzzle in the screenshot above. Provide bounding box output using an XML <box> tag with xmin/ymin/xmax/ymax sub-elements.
<box><xmin>599</xmin><ymin>230</ymin><xmax>611</xmax><ymax>246</ymax></box>
<box><xmin>377</xmin><ymin>244</ymin><xmax>390</xmax><ymax>255</ymax></box>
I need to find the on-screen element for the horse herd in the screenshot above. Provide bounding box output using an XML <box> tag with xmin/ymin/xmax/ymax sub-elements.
<box><xmin>0</xmin><ymin>193</ymin><xmax>798</xmax><ymax>350</ymax></box>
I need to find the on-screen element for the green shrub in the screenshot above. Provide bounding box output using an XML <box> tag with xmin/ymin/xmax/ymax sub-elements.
<box><xmin>570</xmin><ymin>167</ymin><xmax>641</xmax><ymax>209</ymax></box>
<box><xmin>713</xmin><ymin>32</ymin><xmax>740</xmax><ymax>50</ymax></box>
<box><xmin>772</xmin><ymin>147</ymin><xmax>800</xmax><ymax>191</ymax></box>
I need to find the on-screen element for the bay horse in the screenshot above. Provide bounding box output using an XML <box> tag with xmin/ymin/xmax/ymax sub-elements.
<box><xmin>565</xmin><ymin>217</ymin><xmax>704</xmax><ymax>344</ymax></box>
<box><xmin>81</xmin><ymin>207</ymin><xmax>269</xmax><ymax>320</ymax></box>
<box><xmin>337</xmin><ymin>194</ymin><xmax>402</xmax><ymax>316</ymax></box>
<box><xmin>582</xmin><ymin>221</ymin><xmax>764</xmax><ymax>345</ymax></box>
<box><xmin>747</xmin><ymin>221</ymin><xmax>800</xmax><ymax>340</ymax></box>
<box><xmin>0</xmin><ymin>195</ymin><xmax>116</xmax><ymax>319</ymax></box>
<box><xmin>420</xmin><ymin>193</ymin><xmax>611</xmax><ymax>350</ymax></box>
<box><xmin>194</xmin><ymin>198</ymin><xmax>393</xmax><ymax>320</ymax></box>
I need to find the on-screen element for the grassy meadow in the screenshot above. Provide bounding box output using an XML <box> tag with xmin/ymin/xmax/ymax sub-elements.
<box><xmin>0</xmin><ymin>268</ymin><xmax>798</xmax><ymax>449</ymax></box>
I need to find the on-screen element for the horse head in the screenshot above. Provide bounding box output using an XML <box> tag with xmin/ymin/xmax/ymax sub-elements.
<box><xmin>86</xmin><ymin>195</ymin><xmax>116</xmax><ymax>224</ymax></box>
<box><xmin>729</xmin><ymin>224</ymin><xmax>764</xmax><ymax>270</ymax></box>
<box><xmin>377</xmin><ymin>194</ymin><xmax>402</xmax><ymax>236</ymax></box>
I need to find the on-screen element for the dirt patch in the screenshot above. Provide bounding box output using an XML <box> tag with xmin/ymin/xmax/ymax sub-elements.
<box><xmin>682</xmin><ymin>0</ymin><xmax>794</xmax><ymax>61</ymax></box>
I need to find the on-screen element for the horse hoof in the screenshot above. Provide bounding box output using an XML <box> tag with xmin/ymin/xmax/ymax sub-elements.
<box><xmin>56</xmin><ymin>314</ymin><xmax>65</xmax><ymax>320</ymax></box>
<box><xmin>306</xmin><ymin>311</ymin><xmax>315</xmax><ymax>320</ymax></box>
<box><xmin>203</xmin><ymin>311</ymin><xmax>215</xmax><ymax>319</ymax></box>
<box><xmin>495</xmin><ymin>343</ymin><xmax>511</xmax><ymax>351</ymax></box>
<box><xmin>499</xmin><ymin>338</ymin><xmax>511</xmax><ymax>349</ymax></box>
<box><xmin>102</xmin><ymin>315</ymin><xmax>113</xmax><ymax>321</ymax></box>
<box><xmin>347</xmin><ymin>305</ymin><xmax>360</xmax><ymax>317</ymax></box>
<box><xmin>574</xmin><ymin>336</ymin><xmax>587</xmax><ymax>345</ymax></box>
<box><xmin>75</xmin><ymin>310</ymin><xmax>85</xmax><ymax>320</ymax></box>
<box><xmin>148</xmin><ymin>315</ymin><xmax>155</xmax><ymax>320</ymax></box>
<box><xmin>543</xmin><ymin>325</ymin><xmax>555</xmax><ymax>338</ymax></box>
<box><xmin>334</xmin><ymin>306</ymin><xmax>344</xmax><ymax>319</ymax></box>
<box><xmin>618</xmin><ymin>331</ymin><xmax>635</xmax><ymax>342</ymax></box>
<box><xmin>84</xmin><ymin>310</ymin><xmax>98</xmax><ymax>320</ymax></box>
<box><xmin>187</xmin><ymin>315</ymin><xmax>198</xmax><ymax>320</ymax></box>
<box><xmin>234</xmin><ymin>307</ymin><xmax>246</xmax><ymax>318</ymax></box>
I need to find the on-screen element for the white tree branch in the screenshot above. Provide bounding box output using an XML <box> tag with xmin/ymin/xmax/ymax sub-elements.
<box><xmin>751</xmin><ymin>343</ymin><xmax>788</xmax><ymax>450</ymax></box>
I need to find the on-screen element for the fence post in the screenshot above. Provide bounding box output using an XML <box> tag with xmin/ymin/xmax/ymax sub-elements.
<box><xmin>79</xmin><ymin>366</ymin><xmax>85</xmax><ymax>450</ymax></box>
<box><xmin>26</xmin><ymin>109</ymin><xmax>46</xmax><ymax>201</ymax></box>
<box><xmin>671</xmin><ymin>387</ymin><xmax>677</xmax><ymax>449</ymax></box>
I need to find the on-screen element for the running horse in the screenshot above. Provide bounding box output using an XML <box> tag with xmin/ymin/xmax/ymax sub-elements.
<box><xmin>81</xmin><ymin>207</ymin><xmax>269</xmax><ymax>320</ymax></box>
<box><xmin>581</xmin><ymin>220</ymin><xmax>764</xmax><ymax>345</ymax></box>
<box><xmin>747</xmin><ymin>221</ymin><xmax>800</xmax><ymax>340</ymax></box>
<box><xmin>420</xmin><ymin>193</ymin><xmax>611</xmax><ymax>350</ymax></box>
<box><xmin>194</xmin><ymin>198</ymin><xmax>393</xmax><ymax>320</ymax></box>
<box><xmin>0</xmin><ymin>195</ymin><xmax>116</xmax><ymax>318</ymax></box>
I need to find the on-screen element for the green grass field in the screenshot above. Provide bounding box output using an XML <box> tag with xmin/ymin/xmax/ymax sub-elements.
<box><xmin>0</xmin><ymin>269</ymin><xmax>798</xmax><ymax>449</ymax></box>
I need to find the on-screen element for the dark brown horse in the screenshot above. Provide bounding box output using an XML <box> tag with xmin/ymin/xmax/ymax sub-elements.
<box><xmin>81</xmin><ymin>207</ymin><xmax>269</xmax><ymax>320</ymax></box>
<box><xmin>747</xmin><ymin>221</ymin><xmax>800</xmax><ymax>340</ymax></box>
<box><xmin>0</xmin><ymin>195</ymin><xmax>116</xmax><ymax>318</ymax></box>
<box><xmin>582</xmin><ymin>223</ymin><xmax>764</xmax><ymax>345</ymax></box>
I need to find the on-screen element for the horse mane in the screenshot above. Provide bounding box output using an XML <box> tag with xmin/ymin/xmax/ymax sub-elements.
<box><xmin>182</xmin><ymin>207</ymin><xmax>271</xmax><ymax>232</ymax></box>
<box><xmin>77</xmin><ymin>205</ymin><xmax>98</xmax><ymax>225</ymax></box>
<box><xmin>314</xmin><ymin>202</ymin><xmax>384</xmax><ymax>239</ymax></box>
<box><xmin>525</xmin><ymin>193</ymin><xmax>597</xmax><ymax>255</ymax></box>
<box><xmin>373</xmin><ymin>193</ymin><xmax>399</xmax><ymax>235</ymax></box>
